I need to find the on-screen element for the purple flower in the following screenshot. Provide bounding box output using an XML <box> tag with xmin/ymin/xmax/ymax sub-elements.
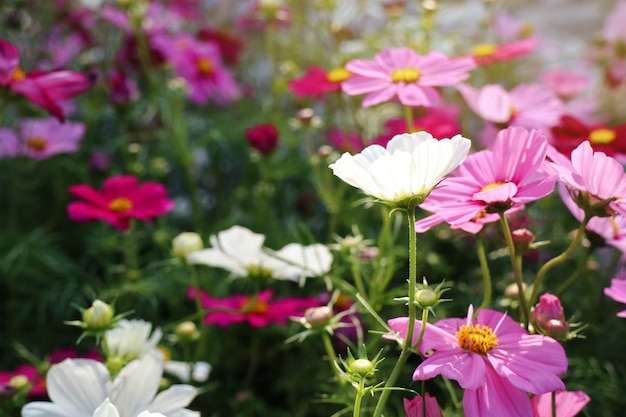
<box><xmin>0</xmin><ymin>118</ymin><xmax>85</xmax><ymax>160</ymax></box>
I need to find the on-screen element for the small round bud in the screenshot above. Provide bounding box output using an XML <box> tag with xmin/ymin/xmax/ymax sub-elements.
<box><xmin>504</xmin><ymin>282</ymin><xmax>527</xmax><ymax>298</ymax></box>
<box><xmin>82</xmin><ymin>300</ymin><xmax>114</xmax><ymax>330</ymax></box>
<box><xmin>511</xmin><ymin>228</ymin><xmax>535</xmax><ymax>252</ymax></box>
<box><xmin>175</xmin><ymin>321</ymin><xmax>200</xmax><ymax>343</ymax></box>
<box><xmin>415</xmin><ymin>288</ymin><xmax>439</xmax><ymax>308</ymax></box>
<box><xmin>9</xmin><ymin>375</ymin><xmax>29</xmax><ymax>390</ymax></box>
<box><xmin>172</xmin><ymin>232</ymin><xmax>203</xmax><ymax>258</ymax></box>
<box><xmin>304</xmin><ymin>306</ymin><xmax>333</xmax><ymax>328</ymax></box>
<box><xmin>106</xmin><ymin>356</ymin><xmax>126</xmax><ymax>375</ymax></box>
<box><xmin>350</xmin><ymin>359</ymin><xmax>374</xmax><ymax>376</ymax></box>
<box><xmin>541</xmin><ymin>319</ymin><xmax>570</xmax><ymax>339</ymax></box>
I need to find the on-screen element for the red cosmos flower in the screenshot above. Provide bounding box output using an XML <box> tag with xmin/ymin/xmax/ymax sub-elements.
<box><xmin>66</xmin><ymin>175</ymin><xmax>175</xmax><ymax>231</ymax></box>
<box><xmin>189</xmin><ymin>288</ymin><xmax>320</xmax><ymax>328</ymax></box>
<box><xmin>245</xmin><ymin>123</ymin><xmax>279</xmax><ymax>154</ymax></box>
<box><xmin>288</xmin><ymin>65</ymin><xmax>351</xmax><ymax>98</ymax></box>
<box><xmin>0</xmin><ymin>39</ymin><xmax>92</xmax><ymax>121</ymax></box>
<box><xmin>551</xmin><ymin>115</ymin><xmax>626</xmax><ymax>158</ymax></box>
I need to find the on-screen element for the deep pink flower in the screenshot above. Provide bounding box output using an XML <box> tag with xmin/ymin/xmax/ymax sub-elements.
<box><xmin>604</xmin><ymin>277</ymin><xmax>626</xmax><ymax>317</ymax></box>
<box><xmin>387</xmin><ymin>306</ymin><xmax>568</xmax><ymax>417</ymax></box>
<box><xmin>67</xmin><ymin>175</ymin><xmax>175</xmax><ymax>231</ymax></box>
<box><xmin>416</xmin><ymin>127</ymin><xmax>556</xmax><ymax>232</ymax></box>
<box><xmin>550</xmin><ymin>115</ymin><xmax>626</xmax><ymax>159</ymax></box>
<box><xmin>189</xmin><ymin>288</ymin><xmax>320</xmax><ymax>328</ymax></box>
<box><xmin>326</xmin><ymin>129</ymin><xmax>365</xmax><ymax>153</ymax></box>
<box><xmin>0</xmin><ymin>118</ymin><xmax>84</xmax><ymax>160</ymax></box>
<box><xmin>530</xmin><ymin>293</ymin><xmax>570</xmax><ymax>339</ymax></box>
<box><xmin>245</xmin><ymin>123</ymin><xmax>279</xmax><ymax>154</ymax></box>
<box><xmin>107</xmin><ymin>70</ymin><xmax>139</xmax><ymax>105</ymax></box>
<box><xmin>467</xmin><ymin>37</ymin><xmax>536</xmax><ymax>66</ymax></box>
<box><xmin>288</xmin><ymin>66</ymin><xmax>350</xmax><ymax>98</ymax></box>
<box><xmin>531</xmin><ymin>390</ymin><xmax>590</xmax><ymax>417</ymax></box>
<box><xmin>197</xmin><ymin>28</ymin><xmax>244</xmax><ymax>66</ymax></box>
<box><xmin>404</xmin><ymin>393</ymin><xmax>443</xmax><ymax>417</ymax></box>
<box><xmin>342</xmin><ymin>47</ymin><xmax>475</xmax><ymax>108</ymax></box>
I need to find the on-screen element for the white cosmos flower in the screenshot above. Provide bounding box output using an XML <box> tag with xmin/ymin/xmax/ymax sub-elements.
<box><xmin>21</xmin><ymin>351</ymin><xmax>198</xmax><ymax>417</ymax></box>
<box><xmin>106</xmin><ymin>319</ymin><xmax>162</xmax><ymax>361</ymax></box>
<box><xmin>329</xmin><ymin>131</ymin><xmax>471</xmax><ymax>206</ymax></box>
<box><xmin>164</xmin><ymin>361</ymin><xmax>211</xmax><ymax>383</ymax></box>
<box><xmin>186</xmin><ymin>225</ymin><xmax>333</xmax><ymax>282</ymax></box>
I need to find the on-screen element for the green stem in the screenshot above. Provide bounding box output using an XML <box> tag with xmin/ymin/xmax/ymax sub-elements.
<box><xmin>499</xmin><ymin>213</ymin><xmax>529</xmax><ymax>328</ymax></box>
<box><xmin>350</xmin><ymin>250</ymin><xmax>368</xmax><ymax>300</ymax></box>
<box><xmin>476</xmin><ymin>233</ymin><xmax>492</xmax><ymax>310</ymax></box>
<box><xmin>353</xmin><ymin>378</ymin><xmax>365</xmax><ymax>417</ymax></box>
<box><xmin>372</xmin><ymin>208</ymin><xmax>419</xmax><ymax>417</ymax></box>
<box><xmin>185</xmin><ymin>262</ymin><xmax>204</xmax><ymax>331</ymax></box>
<box><xmin>321</xmin><ymin>332</ymin><xmax>342</xmax><ymax>383</ymax></box>
<box><xmin>529</xmin><ymin>215</ymin><xmax>590</xmax><ymax>307</ymax></box>
<box><xmin>404</xmin><ymin>105</ymin><xmax>414</xmax><ymax>132</ymax></box>
<box><xmin>552</xmin><ymin>390</ymin><xmax>557</xmax><ymax>417</ymax></box>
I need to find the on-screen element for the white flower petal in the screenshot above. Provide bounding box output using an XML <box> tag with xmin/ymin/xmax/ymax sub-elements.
<box><xmin>109</xmin><ymin>352</ymin><xmax>163</xmax><ymax>417</ymax></box>
<box><xmin>148</xmin><ymin>385</ymin><xmax>198</xmax><ymax>414</ymax></box>
<box><xmin>21</xmin><ymin>402</ymin><xmax>73</xmax><ymax>417</ymax></box>
<box><xmin>92</xmin><ymin>399</ymin><xmax>120</xmax><ymax>417</ymax></box>
<box><xmin>164</xmin><ymin>361</ymin><xmax>211</xmax><ymax>383</ymax></box>
<box><xmin>272</xmin><ymin>243</ymin><xmax>333</xmax><ymax>280</ymax></box>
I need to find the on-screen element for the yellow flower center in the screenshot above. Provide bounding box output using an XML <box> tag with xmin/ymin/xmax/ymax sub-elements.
<box><xmin>471</xmin><ymin>43</ymin><xmax>497</xmax><ymax>57</ymax></box>
<box><xmin>589</xmin><ymin>128</ymin><xmax>616</xmax><ymax>145</ymax></box>
<box><xmin>10</xmin><ymin>66</ymin><xmax>25</xmax><ymax>82</ymax></box>
<box><xmin>242</xmin><ymin>297</ymin><xmax>268</xmax><ymax>314</ymax></box>
<box><xmin>109</xmin><ymin>197</ymin><xmax>133</xmax><ymax>213</ymax></box>
<box><xmin>480</xmin><ymin>181</ymin><xmax>505</xmax><ymax>192</ymax></box>
<box><xmin>158</xmin><ymin>346</ymin><xmax>172</xmax><ymax>362</ymax></box>
<box><xmin>456</xmin><ymin>323</ymin><xmax>498</xmax><ymax>354</ymax></box>
<box><xmin>27</xmin><ymin>136</ymin><xmax>48</xmax><ymax>151</ymax></box>
<box><xmin>391</xmin><ymin>68</ymin><xmax>421</xmax><ymax>83</ymax></box>
<box><xmin>326</xmin><ymin>67</ymin><xmax>351</xmax><ymax>83</ymax></box>
<box><xmin>196</xmin><ymin>57</ymin><xmax>213</xmax><ymax>75</ymax></box>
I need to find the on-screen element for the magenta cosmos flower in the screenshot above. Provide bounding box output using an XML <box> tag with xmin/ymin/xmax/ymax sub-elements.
<box><xmin>387</xmin><ymin>306</ymin><xmax>568</xmax><ymax>417</ymax></box>
<box><xmin>342</xmin><ymin>47</ymin><xmax>475</xmax><ymax>108</ymax></box>
<box><xmin>416</xmin><ymin>127</ymin><xmax>556</xmax><ymax>232</ymax></box>
<box><xmin>467</xmin><ymin>37</ymin><xmax>536</xmax><ymax>66</ymax></box>
<box><xmin>604</xmin><ymin>277</ymin><xmax>626</xmax><ymax>317</ymax></box>
<box><xmin>67</xmin><ymin>175</ymin><xmax>175</xmax><ymax>231</ymax></box>
<box><xmin>404</xmin><ymin>393</ymin><xmax>442</xmax><ymax>417</ymax></box>
<box><xmin>188</xmin><ymin>288</ymin><xmax>320</xmax><ymax>328</ymax></box>
<box><xmin>288</xmin><ymin>65</ymin><xmax>351</xmax><ymax>98</ymax></box>
<box><xmin>531</xmin><ymin>390</ymin><xmax>590</xmax><ymax>417</ymax></box>
<box><xmin>0</xmin><ymin>118</ymin><xmax>84</xmax><ymax>160</ymax></box>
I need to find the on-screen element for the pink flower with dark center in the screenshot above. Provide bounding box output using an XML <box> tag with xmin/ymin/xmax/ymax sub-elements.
<box><xmin>403</xmin><ymin>393</ymin><xmax>443</xmax><ymax>417</ymax></box>
<box><xmin>467</xmin><ymin>37</ymin><xmax>536</xmax><ymax>66</ymax></box>
<box><xmin>531</xmin><ymin>390</ymin><xmax>590</xmax><ymax>417</ymax></box>
<box><xmin>188</xmin><ymin>288</ymin><xmax>320</xmax><ymax>328</ymax></box>
<box><xmin>288</xmin><ymin>65</ymin><xmax>351</xmax><ymax>98</ymax></box>
<box><xmin>0</xmin><ymin>118</ymin><xmax>84</xmax><ymax>160</ymax></box>
<box><xmin>416</xmin><ymin>127</ymin><xmax>556</xmax><ymax>231</ymax></box>
<box><xmin>245</xmin><ymin>123</ymin><xmax>279</xmax><ymax>154</ymax></box>
<box><xmin>67</xmin><ymin>175</ymin><xmax>175</xmax><ymax>231</ymax></box>
<box><xmin>604</xmin><ymin>277</ymin><xmax>626</xmax><ymax>317</ymax></box>
<box><xmin>342</xmin><ymin>47</ymin><xmax>475</xmax><ymax>108</ymax></box>
<box><xmin>387</xmin><ymin>305</ymin><xmax>568</xmax><ymax>417</ymax></box>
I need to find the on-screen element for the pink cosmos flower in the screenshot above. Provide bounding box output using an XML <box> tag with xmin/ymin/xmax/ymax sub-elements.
<box><xmin>288</xmin><ymin>65</ymin><xmax>351</xmax><ymax>98</ymax></box>
<box><xmin>403</xmin><ymin>393</ymin><xmax>443</xmax><ymax>417</ymax></box>
<box><xmin>387</xmin><ymin>306</ymin><xmax>568</xmax><ymax>417</ymax></box>
<box><xmin>416</xmin><ymin>127</ymin><xmax>556</xmax><ymax>232</ymax></box>
<box><xmin>540</xmin><ymin>69</ymin><xmax>591</xmax><ymax>100</ymax></box>
<box><xmin>467</xmin><ymin>37</ymin><xmax>536</xmax><ymax>66</ymax></box>
<box><xmin>0</xmin><ymin>118</ymin><xmax>84</xmax><ymax>160</ymax></box>
<box><xmin>67</xmin><ymin>175</ymin><xmax>175</xmax><ymax>231</ymax></box>
<box><xmin>342</xmin><ymin>47</ymin><xmax>476</xmax><ymax>108</ymax></box>
<box><xmin>245</xmin><ymin>123</ymin><xmax>279</xmax><ymax>154</ymax></box>
<box><xmin>326</xmin><ymin>129</ymin><xmax>365</xmax><ymax>153</ymax></box>
<box><xmin>531</xmin><ymin>390</ymin><xmax>590</xmax><ymax>417</ymax></box>
<box><xmin>107</xmin><ymin>70</ymin><xmax>139</xmax><ymax>105</ymax></box>
<box><xmin>547</xmin><ymin>141</ymin><xmax>626</xmax><ymax>218</ymax></box>
<box><xmin>457</xmin><ymin>83</ymin><xmax>564</xmax><ymax>146</ymax></box>
<box><xmin>604</xmin><ymin>277</ymin><xmax>626</xmax><ymax>317</ymax></box>
<box><xmin>189</xmin><ymin>288</ymin><xmax>320</xmax><ymax>328</ymax></box>
<box><xmin>236</xmin><ymin>0</ymin><xmax>291</xmax><ymax>31</ymax></box>
<box><xmin>197</xmin><ymin>28</ymin><xmax>245</xmax><ymax>66</ymax></box>
<box><xmin>0</xmin><ymin>39</ymin><xmax>92</xmax><ymax>121</ymax></box>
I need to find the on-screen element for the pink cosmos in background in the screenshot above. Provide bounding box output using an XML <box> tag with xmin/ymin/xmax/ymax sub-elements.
<box><xmin>540</xmin><ymin>69</ymin><xmax>591</xmax><ymax>100</ymax></box>
<box><xmin>0</xmin><ymin>118</ymin><xmax>85</xmax><ymax>160</ymax></box>
<box><xmin>467</xmin><ymin>37</ymin><xmax>536</xmax><ymax>66</ymax></box>
<box><xmin>604</xmin><ymin>277</ymin><xmax>626</xmax><ymax>317</ymax></box>
<box><xmin>236</xmin><ymin>0</ymin><xmax>291</xmax><ymax>31</ymax></box>
<box><xmin>342</xmin><ymin>47</ymin><xmax>475</xmax><ymax>108</ymax></box>
<box><xmin>107</xmin><ymin>70</ymin><xmax>139</xmax><ymax>105</ymax></box>
<box><xmin>416</xmin><ymin>127</ymin><xmax>556</xmax><ymax>232</ymax></box>
<box><xmin>188</xmin><ymin>288</ymin><xmax>320</xmax><ymax>328</ymax></box>
<box><xmin>67</xmin><ymin>175</ymin><xmax>175</xmax><ymax>231</ymax></box>
<box><xmin>288</xmin><ymin>65</ymin><xmax>351</xmax><ymax>98</ymax></box>
<box><xmin>326</xmin><ymin>129</ymin><xmax>365</xmax><ymax>153</ymax></box>
<box><xmin>531</xmin><ymin>390</ymin><xmax>590</xmax><ymax>417</ymax></box>
<box><xmin>457</xmin><ymin>83</ymin><xmax>564</xmax><ymax>146</ymax></box>
<box><xmin>403</xmin><ymin>393</ymin><xmax>443</xmax><ymax>417</ymax></box>
<box><xmin>387</xmin><ymin>305</ymin><xmax>568</xmax><ymax>417</ymax></box>
<box><xmin>245</xmin><ymin>123</ymin><xmax>279</xmax><ymax>154</ymax></box>
<box><xmin>197</xmin><ymin>28</ymin><xmax>245</xmax><ymax>66</ymax></box>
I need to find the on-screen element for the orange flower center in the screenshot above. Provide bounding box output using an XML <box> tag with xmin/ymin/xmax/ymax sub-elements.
<box><xmin>197</xmin><ymin>57</ymin><xmax>213</xmax><ymax>75</ymax></box>
<box><xmin>471</xmin><ymin>43</ymin><xmax>497</xmax><ymax>57</ymax></box>
<box><xmin>10</xmin><ymin>66</ymin><xmax>25</xmax><ymax>82</ymax></box>
<box><xmin>109</xmin><ymin>197</ymin><xmax>133</xmax><ymax>213</ymax></box>
<box><xmin>589</xmin><ymin>128</ymin><xmax>616</xmax><ymax>145</ymax></box>
<box><xmin>326</xmin><ymin>67</ymin><xmax>351</xmax><ymax>83</ymax></box>
<box><xmin>456</xmin><ymin>323</ymin><xmax>498</xmax><ymax>354</ymax></box>
<box><xmin>391</xmin><ymin>68</ymin><xmax>421</xmax><ymax>83</ymax></box>
<box><xmin>27</xmin><ymin>136</ymin><xmax>48</xmax><ymax>151</ymax></box>
<box><xmin>242</xmin><ymin>297</ymin><xmax>268</xmax><ymax>314</ymax></box>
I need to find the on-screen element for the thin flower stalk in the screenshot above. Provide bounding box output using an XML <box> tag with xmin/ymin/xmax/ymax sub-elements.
<box><xmin>476</xmin><ymin>234</ymin><xmax>493</xmax><ymax>310</ymax></box>
<box><xmin>499</xmin><ymin>213</ymin><xmax>529</xmax><ymax>327</ymax></box>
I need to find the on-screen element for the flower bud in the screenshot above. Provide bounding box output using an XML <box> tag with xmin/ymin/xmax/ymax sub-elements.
<box><xmin>531</xmin><ymin>293</ymin><xmax>569</xmax><ymax>339</ymax></box>
<box><xmin>304</xmin><ymin>306</ymin><xmax>333</xmax><ymax>328</ymax></box>
<box><xmin>541</xmin><ymin>319</ymin><xmax>571</xmax><ymax>339</ymax></box>
<box><xmin>245</xmin><ymin>123</ymin><xmax>279</xmax><ymax>154</ymax></box>
<box><xmin>9</xmin><ymin>375</ymin><xmax>29</xmax><ymax>390</ymax></box>
<box><xmin>172</xmin><ymin>232</ymin><xmax>203</xmax><ymax>258</ymax></box>
<box><xmin>511</xmin><ymin>228</ymin><xmax>535</xmax><ymax>252</ymax></box>
<box><xmin>349</xmin><ymin>358</ymin><xmax>374</xmax><ymax>376</ymax></box>
<box><xmin>415</xmin><ymin>288</ymin><xmax>439</xmax><ymax>308</ymax></box>
<box><xmin>106</xmin><ymin>356</ymin><xmax>126</xmax><ymax>375</ymax></box>
<box><xmin>175</xmin><ymin>321</ymin><xmax>200</xmax><ymax>343</ymax></box>
<box><xmin>82</xmin><ymin>300</ymin><xmax>114</xmax><ymax>330</ymax></box>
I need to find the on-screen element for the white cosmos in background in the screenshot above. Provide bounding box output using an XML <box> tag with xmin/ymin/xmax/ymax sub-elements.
<box><xmin>186</xmin><ymin>225</ymin><xmax>333</xmax><ymax>282</ymax></box>
<box><xmin>21</xmin><ymin>351</ymin><xmax>199</xmax><ymax>417</ymax></box>
<box><xmin>106</xmin><ymin>319</ymin><xmax>163</xmax><ymax>361</ymax></box>
<box><xmin>328</xmin><ymin>131</ymin><xmax>472</xmax><ymax>206</ymax></box>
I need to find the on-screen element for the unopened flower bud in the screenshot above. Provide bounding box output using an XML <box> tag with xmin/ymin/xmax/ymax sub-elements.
<box><xmin>511</xmin><ymin>228</ymin><xmax>535</xmax><ymax>252</ymax></box>
<box><xmin>175</xmin><ymin>321</ymin><xmax>200</xmax><ymax>343</ymax></box>
<box><xmin>542</xmin><ymin>319</ymin><xmax>571</xmax><ymax>339</ymax></box>
<box><xmin>350</xmin><ymin>358</ymin><xmax>374</xmax><ymax>376</ymax></box>
<box><xmin>304</xmin><ymin>306</ymin><xmax>333</xmax><ymax>328</ymax></box>
<box><xmin>9</xmin><ymin>375</ymin><xmax>29</xmax><ymax>390</ymax></box>
<box><xmin>83</xmin><ymin>300</ymin><xmax>114</xmax><ymax>330</ymax></box>
<box><xmin>106</xmin><ymin>356</ymin><xmax>126</xmax><ymax>375</ymax></box>
<box><xmin>172</xmin><ymin>232</ymin><xmax>203</xmax><ymax>258</ymax></box>
<box><xmin>531</xmin><ymin>293</ymin><xmax>569</xmax><ymax>339</ymax></box>
<box><xmin>415</xmin><ymin>288</ymin><xmax>439</xmax><ymax>308</ymax></box>
<box><xmin>504</xmin><ymin>282</ymin><xmax>527</xmax><ymax>298</ymax></box>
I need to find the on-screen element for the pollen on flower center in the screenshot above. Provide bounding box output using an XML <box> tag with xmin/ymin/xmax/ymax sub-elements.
<box><xmin>196</xmin><ymin>58</ymin><xmax>213</xmax><ymax>76</ymax></box>
<box><xmin>27</xmin><ymin>136</ymin><xmax>48</xmax><ymax>151</ymax></box>
<box><xmin>242</xmin><ymin>297</ymin><xmax>268</xmax><ymax>314</ymax></box>
<box><xmin>471</xmin><ymin>43</ymin><xmax>497</xmax><ymax>57</ymax></box>
<box><xmin>391</xmin><ymin>68</ymin><xmax>421</xmax><ymax>83</ymax></box>
<box><xmin>10</xmin><ymin>66</ymin><xmax>25</xmax><ymax>82</ymax></box>
<box><xmin>589</xmin><ymin>128</ymin><xmax>616</xmax><ymax>144</ymax></box>
<box><xmin>109</xmin><ymin>197</ymin><xmax>133</xmax><ymax>213</ymax></box>
<box><xmin>480</xmin><ymin>181</ymin><xmax>506</xmax><ymax>192</ymax></box>
<box><xmin>326</xmin><ymin>67</ymin><xmax>351</xmax><ymax>83</ymax></box>
<box><xmin>456</xmin><ymin>323</ymin><xmax>498</xmax><ymax>354</ymax></box>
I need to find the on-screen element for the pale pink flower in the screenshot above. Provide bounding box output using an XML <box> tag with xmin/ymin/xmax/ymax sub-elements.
<box><xmin>342</xmin><ymin>47</ymin><xmax>475</xmax><ymax>108</ymax></box>
<box><xmin>604</xmin><ymin>276</ymin><xmax>626</xmax><ymax>317</ymax></box>
<box><xmin>416</xmin><ymin>127</ymin><xmax>556</xmax><ymax>231</ymax></box>
<box><xmin>0</xmin><ymin>118</ymin><xmax>84</xmax><ymax>160</ymax></box>
<box><xmin>540</xmin><ymin>69</ymin><xmax>591</xmax><ymax>99</ymax></box>
<box><xmin>531</xmin><ymin>390</ymin><xmax>590</xmax><ymax>417</ymax></box>
<box><xmin>602</xmin><ymin>0</ymin><xmax>626</xmax><ymax>43</ymax></box>
<box><xmin>403</xmin><ymin>393</ymin><xmax>442</xmax><ymax>417</ymax></box>
<box><xmin>468</xmin><ymin>38</ymin><xmax>536</xmax><ymax>66</ymax></box>
<box><xmin>387</xmin><ymin>305</ymin><xmax>568</xmax><ymax>417</ymax></box>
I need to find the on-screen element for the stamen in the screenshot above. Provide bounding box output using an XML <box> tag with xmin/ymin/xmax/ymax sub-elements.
<box><xmin>27</xmin><ymin>136</ymin><xmax>48</xmax><ymax>151</ymax></box>
<box><xmin>391</xmin><ymin>68</ymin><xmax>421</xmax><ymax>83</ymax></box>
<box><xmin>326</xmin><ymin>67</ymin><xmax>351</xmax><ymax>83</ymax></box>
<box><xmin>456</xmin><ymin>323</ymin><xmax>499</xmax><ymax>354</ymax></box>
<box><xmin>109</xmin><ymin>197</ymin><xmax>133</xmax><ymax>213</ymax></box>
<box><xmin>589</xmin><ymin>128</ymin><xmax>616</xmax><ymax>145</ymax></box>
<box><xmin>471</xmin><ymin>44</ymin><xmax>497</xmax><ymax>57</ymax></box>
